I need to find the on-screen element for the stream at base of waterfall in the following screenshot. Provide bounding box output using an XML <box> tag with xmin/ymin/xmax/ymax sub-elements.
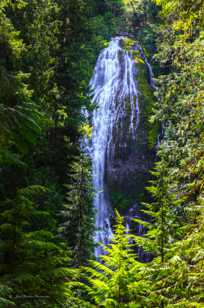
<box><xmin>87</xmin><ymin>36</ymin><xmax>154</xmax><ymax>259</ymax></box>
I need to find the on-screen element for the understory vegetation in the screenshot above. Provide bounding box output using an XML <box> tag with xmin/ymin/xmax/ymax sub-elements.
<box><xmin>0</xmin><ymin>0</ymin><xmax>203</xmax><ymax>307</ymax></box>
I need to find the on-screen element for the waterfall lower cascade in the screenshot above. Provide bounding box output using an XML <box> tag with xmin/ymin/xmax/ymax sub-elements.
<box><xmin>89</xmin><ymin>36</ymin><xmax>155</xmax><ymax>258</ymax></box>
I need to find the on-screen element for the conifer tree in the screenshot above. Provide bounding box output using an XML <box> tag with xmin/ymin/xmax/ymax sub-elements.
<box><xmin>0</xmin><ymin>185</ymin><xmax>71</xmax><ymax>307</ymax></box>
<box><xmin>60</xmin><ymin>154</ymin><xmax>94</xmax><ymax>266</ymax></box>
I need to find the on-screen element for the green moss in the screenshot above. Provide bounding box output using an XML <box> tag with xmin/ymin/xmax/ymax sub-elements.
<box><xmin>136</xmin><ymin>62</ymin><xmax>159</xmax><ymax>150</ymax></box>
<box><xmin>123</xmin><ymin>37</ymin><xmax>135</xmax><ymax>51</ymax></box>
<box><xmin>122</xmin><ymin>39</ymin><xmax>158</xmax><ymax>150</ymax></box>
<box><xmin>134</xmin><ymin>55</ymin><xmax>144</xmax><ymax>64</ymax></box>
<box><xmin>148</xmin><ymin>121</ymin><xmax>159</xmax><ymax>149</ymax></box>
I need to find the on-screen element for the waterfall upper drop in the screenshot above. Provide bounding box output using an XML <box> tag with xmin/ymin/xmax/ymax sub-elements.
<box><xmin>89</xmin><ymin>37</ymin><xmax>157</xmax><ymax>258</ymax></box>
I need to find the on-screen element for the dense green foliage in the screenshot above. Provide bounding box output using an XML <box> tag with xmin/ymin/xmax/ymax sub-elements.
<box><xmin>59</xmin><ymin>155</ymin><xmax>94</xmax><ymax>266</ymax></box>
<box><xmin>74</xmin><ymin>0</ymin><xmax>204</xmax><ymax>307</ymax></box>
<box><xmin>78</xmin><ymin>212</ymin><xmax>153</xmax><ymax>307</ymax></box>
<box><xmin>146</xmin><ymin>0</ymin><xmax>204</xmax><ymax>305</ymax></box>
<box><xmin>0</xmin><ymin>0</ymin><xmax>203</xmax><ymax>307</ymax></box>
<box><xmin>0</xmin><ymin>0</ymin><xmax>125</xmax><ymax>306</ymax></box>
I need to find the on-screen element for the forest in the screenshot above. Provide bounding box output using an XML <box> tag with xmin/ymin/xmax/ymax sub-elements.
<box><xmin>0</xmin><ymin>0</ymin><xmax>203</xmax><ymax>307</ymax></box>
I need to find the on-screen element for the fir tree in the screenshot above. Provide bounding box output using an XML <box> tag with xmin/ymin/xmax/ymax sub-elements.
<box><xmin>60</xmin><ymin>154</ymin><xmax>94</xmax><ymax>266</ymax></box>
<box><xmin>0</xmin><ymin>185</ymin><xmax>71</xmax><ymax>307</ymax></box>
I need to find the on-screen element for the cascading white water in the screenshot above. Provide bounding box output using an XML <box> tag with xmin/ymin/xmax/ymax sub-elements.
<box><xmin>90</xmin><ymin>37</ymin><xmax>141</xmax><ymax>258</ymax></box>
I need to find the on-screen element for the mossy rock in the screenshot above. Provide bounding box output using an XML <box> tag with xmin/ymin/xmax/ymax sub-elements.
<box><xmin>122</xmin><ymin>37</ymin><xmax>135</xmax><ymax>51</ymax></box>
<box><xmin>106</xmin><ymin>39</ymin><xmax>158</xmax><ymax>213</ymax></box>
<box><xmin>136</xmin><ymin>61</ymin><xmax>159</xmax><ymax>150</ymax></box>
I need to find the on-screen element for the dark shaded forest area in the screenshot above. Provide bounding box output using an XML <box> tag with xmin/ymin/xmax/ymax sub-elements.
<box><xmin>0</xmin><ymin>0</ymin><xmax>203</xmax><ymax>307</ymax></box>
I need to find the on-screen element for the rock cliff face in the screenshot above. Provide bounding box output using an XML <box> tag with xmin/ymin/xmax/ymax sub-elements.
<box><xmin>105</xmin><ymin>37</ymin><xmax>158</xmax><ymax>210</ymax></box>
<box><xmin>90</xmin><ymin>36</ymin><xmax>158</xmax><ymax>256</ymax></box>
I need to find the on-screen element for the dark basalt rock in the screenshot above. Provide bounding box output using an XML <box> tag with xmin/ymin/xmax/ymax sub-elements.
<box><xmin>105</xmin><ymin>38</ymin><xmax>158</xmax><ymax>210</ymax></box>
<box><xmin>116</xmin><ymin>32</ymin><xmax>135</xmax><ymax>38</ymax></box>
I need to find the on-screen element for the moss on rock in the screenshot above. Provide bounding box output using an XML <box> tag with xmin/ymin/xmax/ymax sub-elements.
<box><xmin>106</xmin><ymin>39</ymin><xmax>159</xmax><ymax>212</ymax></box>
<box><xmin>122</xmin><ymin>37</ymin><xmax>159</xmax><ymax>151</ymax></box>
<box><xmin>136</xmin><ymin>61</ymin><xmax>159</xmax><ymax>150</ymax></box>
<box><xmin>123</xmin><ymin>37</ymin><xmax>135</xmax><ymax>51</ymax></box>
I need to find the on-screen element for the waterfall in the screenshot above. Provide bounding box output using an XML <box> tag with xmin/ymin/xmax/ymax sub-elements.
<box><xmin>138</xmin><ymin>45</ymin><xmax>156</xmax><ymax>89</ymax></box>
<box><xmin>90</xmin><ymin>37</ymin><xmax>140</xmax><ymax>258</ymax></box>
<box><xmin>89</xmin><ymin>36</ymin><xmax>155</xmax><ymax>258</ymax></box>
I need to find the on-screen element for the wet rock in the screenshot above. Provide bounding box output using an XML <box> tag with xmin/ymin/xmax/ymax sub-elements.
<box><xmin>89</xmin><ymin>37</ymin><xmax>158</xmax><ymax>256</ymax></box>
<box><xmin>105</xmin><ymin>37</ymin><xmax>158</xmax><ymax>207</ymax></box>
